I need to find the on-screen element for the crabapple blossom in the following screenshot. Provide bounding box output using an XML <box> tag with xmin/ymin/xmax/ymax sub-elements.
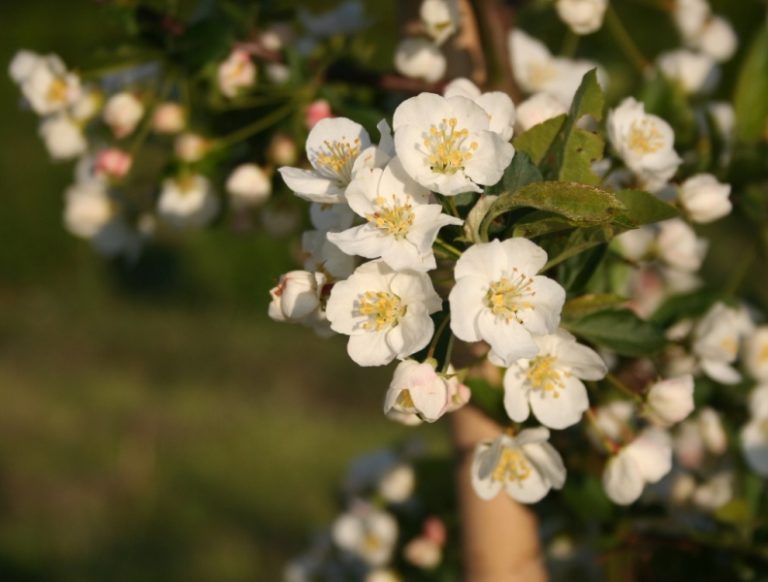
<box><xmin>691</xmin><ymin>472</ymin><xmax>734</xmax><ymax>511</ymax></box>
<box><xmin>443</xmin><ymin>78</ymin><xmax>516</xmax><ymax>141</ymax></box>
<box><xmin>677</xmin><ymin>173</ymin><xmax>732</xmax><ymax>224</ymax></box>
<box><xmin>744</xmin><ymin>327</ymin><xmax>768</xmax><ymax>382</ymax></box>
<box><xmin>674</xmin><ymin>407</ymin><xmax>727</xmax><ymax>469</ymax></box>
<box><xmin>377</xmin><ymin>463</ymin><xmax>416</xmax><ymax>503</ymax></box>
<box><xmin>174</xmin><ymin>132</ymin><xmax>209</xmax><ymax>162</ymax></box>
<box><xmin>325</xmin><ymin>260</ymin><xmax>442</xmax><ymax>366</ymax></box>
<box><xmin>94</xmin><ymin>148</ymin><xmax>132</xmax><ymax>180</ymax></box>
<box><xmin>217</xmin><ymin>48</ymin><xmax>256</xmax><ymax>98</ymax></box>
<box><xmin>103</xmin><ymin>92</ymin><xmax>144</xmax><ymax>138</ymax></box>
<box><xmin>268</xmin><ymin>270</ymin><xmax>326</xmax><ymax>322</ymax></box>
<box><xmin>393</xmin><ymin>38</ymin><xmax>446</xmax><ymax>83</ymax></box>
<box><xmin>741</xmin><ymin>417</ymin><xmax>768</xmax><ymax>477</ymax></box>
<box><xmin>157</xmin><ymin>174</ymin><xmax>219</xmax><ymax>228</ymax></box>
<box><xmin>607</xmin><ymin>97</ymin><xmax>682</xmax><ymax>192</ymax></box>
<box><xmin>8</xmin><ymin>50</ymin><xmax>40</xmax><ymax>83</ymax></box>
<box><xmin>502</xmin><ymin>330</ymin><xmax>607</xmax><ymax>429</ymax></box>
<box><xmin>643</xmin><ymin>375</ymin><xmax>695</xmax><ymax>427</ymax></box>
<box><xmin>392</xmin><ymin>92</ymin><xmax>515</xmax><ymax>196</ymax></box>
<box><xmin>471</xmin><ymin>428</ymin><xmax>566</xmax><ymax>503</ymax></box>
<box><xmin>383</xmin><ymin>359</ymin><xmax>468</xmax><ymax>422</ymax></box>
<box><xmin>656</xmin><ymin>219</ymin><xmax>708</xmax><ymax>273</ymax></box>
<box><xmin>420</xmin><ymin>0</ymin><xmax>460</xmax><ymax>45</ymax></box>
<box><xmin>673</xmin><ymin>0</ymin><xmax>710</xmax><ymax>41</ymax></box>
<box><xmin>516</xmin><ymin>92</ymin><xmax>567</xmax><ymax>132</ymax></box>
<box><xmin>403</xmin><ymin>536</ymin><xmax>442</xmax><ymax>569</ymax></box>
<box><xmin>588</xmin><ymin>400</ymin><xmax>635</xmax><ymax>446</ymax></box>
<box><xmin>327</xmin><ymin>157</ymin><xmax>462</xmax><ymax>272</ymax></box>
<box><xmin>303</xmin><ymin>230</ymin><xmax>356</xmax><ymax>280</ymax></box>
<box><xmin>449</xmin><ymin>238</ymin><xmax>566</xmax><ymax>366</ymax></box>
<box><xmin>657</xmin><ymin>49</ymin><xmax>716</xmax><ymax>94</ymax></box>
<box><xmin>151</xmin><ymin>102</ymin><xmax>186</xmax><ymax>134</ymax></box>
<box><xmin>70</xmin><ymin>89</ymin><xmax>102</xmax><ymax>122</ymax></box>
<box><xmin>748</xmin><ymin>385</ymin><xmax>768</xmax><ymax>421</ymax></box>
<box><xmin>602</xmin><ymin>427</ymin><xmax>673</xmax><ymax>505</ymax></box>
<box><xmin>689</xmin><ymin>16</ymin><xmax>738</xmax><ymax>63</ymax></box>
<box><xmin>17</xmin><ymin>53</ymin><xmax>81</xmax><ymax>115</ymax></box>
<box><xmin>38</xmin><ymin>115</ymin><xmax>86</xmax><ymax>160</ymax></box>
<box><xmin>63</xmin><ymin>180</ymin><xmax>114</xmax><ymax>239</ymax></box>
<box><xmin>332</xmin><ymin>504</ymin><xmax>398</xmax><ymax>567</ymax></box>
<box><xmin>555</xmin><ymin>0</ymin><xmax>608</xmax><ymax>35</ymax></box>
<box><xmin>226</xmin><ymin>164</ymin><xmax>272</xmax><ymax>207</ymax></box>
<box><xmin>269</xmin><ymin>133</ymin><xmax>299</xmax><ymax>166</ymax></box>
<box><xmin>279</xmin><ymin>117</ymin><xmax>375</xmax><ymax>204</ymax></box>
<box><xmin>693</xmin><ymin>302</ymin><xmax>753</xmax><ymax>384</ymax></box>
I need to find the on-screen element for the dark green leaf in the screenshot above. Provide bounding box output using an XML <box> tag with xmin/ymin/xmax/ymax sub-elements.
<box><xmin>563</xmin><ymin>308</ymin><xmax>666</xmax><ymax>356</ymax></box>
<box><xmin>486</xmin><ymin>151</ymin><xmax>543</xmax><ymax>195</ymax></box>
<box><xmin>613</xmin><ymin>189</ymin><xmax>679</xmax><ymax>227</ymax></box>
<box><xmin>734</xmin><ymin>24</ymin><xmax>768</xmax><ymax>144</ymax></box>
<box><xmin>511</xmin><ymin>211</ymin><xmax>574</xmax><ymax>239</ymax></box>
<box><xmin>564</xmin><ymin>294</ymin><xmax>628</xmax><ymax>319</ymax></box>
<box><xmin>650</xmin><ymin>288</ymin><xmax>721</xmax><ymax>327</ymax></box>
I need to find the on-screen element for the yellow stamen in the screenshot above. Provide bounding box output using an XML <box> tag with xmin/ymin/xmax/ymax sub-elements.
<box><xmin>491</xmin><ymin>448</ymin><xmax>532</xmax><ymax>484</ymax></box>
<box><xmin>485</xmin><ymin>269</ymin><xmax>536</xmax><ymax>323</ymax></box>
<box><xmin>46</xmin><ymin>78</ymin><xmax>69</xmax><ymax>105</ymax></box>
<box><xmin>358</xmin><ymin>291</ymin><xmax>406</xmax><ymax>331</ymax></box>
<box><xmin>313</xmin><ymin>138</ymin><xmax>361</xmax><ymax>182</ymax></box>
<box><xmin>527</xmin><ymin>355</ymin><xmax>569</xmax><ymax>398</ymax></box>
<box><xmin>366</xmin><ymin>194</ymin><xmax>415</xmax><ymax>239</ymax></box>
<box><xmin>423</xmin><ymin>117</ymin><xmax>477</xmax><ymax>174</ymax></box>
<box><xmin>628</xmin><ymin>120</ymin><xmax>665</xmax><ymax>154</ymax></box>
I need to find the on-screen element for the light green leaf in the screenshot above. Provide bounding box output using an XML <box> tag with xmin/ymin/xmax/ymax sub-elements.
<box><xmin>612</xmin><ymin>189</ymin><xmax>679</xmax><ymax>227</ymax></box>
<box><xmin>513</xmin><ymin>115</ymin><xmax>566</xmax><ymax>164</ymax></box>
<box><xmin>734</xmin><ymin>24</ymin><xmax>768</xmax><ymax>144</ymax></box>
<box><xmin>564</xmin><ymin>294</ymin><xmax>628</xmax><ymax>319</ymax></box>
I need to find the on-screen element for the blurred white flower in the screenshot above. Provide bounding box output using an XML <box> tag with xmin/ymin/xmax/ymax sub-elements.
<box><xmin>689</xmin><ymin>16</ymin><xmax>738</xmax><ymax>63</ymax></box>
<box><xmin>268</xmin><ymin>270</ymin><xmax>326</xmax><ymax>322</ymax></box>
<box><xmin>656</xmin><ymin>219</ymin><xmax>708</xmax><ymax>273</ymax></box>
<box><xmin>393</xmin><ymin>92</ymin><xmax>515</xmax><ymax>196</ymax></box>
<box><xmin>692</xmin><ymin>471</ymin><xmax>734</xmax><ymax>511</ymax></box>
<box><xmin>744</xmin><ymin>327</ymin><xmax>768</xmax><ymax>382</ymax></box>
<box><xmin>152</xmin><ymin>102</ymin><xmax>186</xmax><ymax>134</ymax></box>
<box><xmin>602</xmin><ymin>426</ymin><xmax>672</xmax><ymax>505</ymax></box>
<box><xmin>226</xmin><ymin>163</ymin><xmax>272</xmax><ymax>208</ymax></box>
<box><xmin>516</xmin><ymin>92</ymin><xmax>567</xmax><ymax>132</ymax></box>
<box><xmin>39</xmin><ymin>115</ymin><xmax>86</xmax><ymax>160</ymax></box>
<box><xmin>70</xmin><ymin>89</ymin><xmax>102</xmax><ymax>122</ymax></box>
<box><xmin>394</xmin><ymin>38</ymin><xmax>446</xmax><ymax>83</ymax></box>
<box><xmin>555</xmin><ymin>0</ymin><xmax>607</xmax><ymax>35</ymax></box>
<box><xmin>18</xmin><ymin>53</ymin><xmax>81</xmax><ymax>115</ymax></box>
<box><xmin>589</xmin><ymin>400</ymin><xmax>635</xmax><ymax>446</ymax></box>
<box><xmin>741</xmin><ymin>417</ymin><xmax>768</xmax><ymax>476</ymax></box>
<box><xmin>614</xmin><ymin>227</ymin><xmax>655</xmax><ymax>262</ymax></box>
<box><xmin>332</xmin><ymin>504</ymin><xmax>398</xmax><ymax>567</ymax></box>
<box><xmin>656</xmin><ymin>49</ymin><xmax>716</xmax><ymax>94</ymax></box>
<box><xmin>748</xmin><ymin>384</ymin><xmax>768</xmax><ymax>421</ymax></box>
<box><xmin>217</xmin><ymin>48</ymin><xmax>256</xmax><ymax>98</ymax></box>
<box><xmin>63</xmin><ymin>180</ymin><xmax>114</xmax><ymax>239</ymax></box>
<box><xmin>643</xmin><ymin>375</ymin><xmax>695</xmax><ymax>427</ymax></box>
<box><xmin>449</xmin><ymin>238</ymin><xmax>566</xmax><ymax>366</ymax></box>
<box><xmin>673</xmin><ymin>0</ymin><xmax>710</xmax><ymax>41</ymax></box>
<box><xmin>502</xmin><ymin>330</ymin><xmax>606</xmax><ymax>429</ymax></box>
<box><xmin>607</xmin><ymin>97</ymin><xmax>682</xmax><ymax>192</ymax></box>
<box><xmin>677</xmin><ymin>173</ymin><xmax>731</xmax><ymax>223</ymax></box>
<box><xmin>472</xmin><ymin>428</ymin><xmax>566</xmax><ymax>503</ymax></box>
<box><xmin>325</xmin><ymin>260</ymin><xmax>442</xmax><ymax>366</ymax></box>
<box><xmin>157</xmin><ymin>174</ymin><xmax>219</xmax><ymax>228</ymax></box>
<box><xmin>693</xmin><ymin>302</ymin><xmax>753</xmax><ymax>384</ymax></box>
<box><xmin>174</xmin><ymin>132</ymin><xmax>209</xmax><ymax>162</ymax></box>
<box><xmin>328</xmin><ymin>157</ymin><xmax>462</xmax><ymax>272</ymax></box>
<box><xmin>403</xmin><ymin>536</ymin><xmax>442</xmax><ymax>569</ymax></box>
<box><xmin>420</xmin><ymin>0</ymin><xmax>460</xmax><ymax>45</ymax></box>
<box><xmin>103</xmin><ymin>92</ymin><xmax>144</xmax><ymax>138</ymax></box>
<box><xmin>377</xmin><ymin>463</ymin><xmax>416</xmax><ymax>503</ymax></box>
<box><xmin>8</xmin><ymin>50</ymin><xmax>41</xmax><ymax>83</ymax></box>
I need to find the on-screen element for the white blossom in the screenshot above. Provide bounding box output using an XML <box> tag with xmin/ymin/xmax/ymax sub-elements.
<box><xmin>325</xmin><ymin>260</ymin><xmax>442</xmax><ymax>366</ymax></box>
<box><xmin>63</xmin><ymin>180</ymin><xmax>114</xmax><ymax>239</ymax></box>
<box><xmin>392</xmin><ymin>92</ymin><xmax>515</xmax><ymax>196</ymax></box>
<box><xmin>602</xmin><ymin>427</ymin><xmax>672</xmax><ymax>505</ymax></box>
<box><xmin>607</xmin><ymin>97</ymin><xmax>682</xmax><ymax>192</ymax></box>
<box><xmin>226</xmin><ymin>163</ymin><xmax>272</xmax><ymax>207</ymax></box>
<box><xmin>656</xmin><ymin>219</ymin><xmax>708</xmax><ymax>273</ymax></box>
<box><xmin>657</xmin><ymin>49</ymin><xmax>716</xmax><ymax>94</ymax></box>
<box><xmin>420</xmin><ymin>0</ymin><xmax>460</xmax><ymax>45</ymax></box>
<box><xmin>689</xmin><ymin>16</ymin><xmax>738</xmax><ymax>63</ymax></box>
<box><xmin>516</xmin><ymin>92</ymin><xmax>567</xmax><ymax>132</ymax></box>
<box><xmin>403</xmin><ymin>536</ymin><xmax>442</xmax><ymax>569</ymax></box>
<box><xmin>692</xmin><ymin>471</ymin><xmax>734</xmax><ymax>511</ymax></box>
<box><xmin>174</xmin><ymin>132</ymin><xmax>209</xmax><ymax>162</ymax></box>
<box><xmin>394</xmin><ymin>38</ymin><xmax>446</xmax><ymax>83</ymax></box>
<box><xmin>677</xmin><ymin>173</ymin><xmax>732</xmax><ymax>223</ymax></box>
<box><xmin>103</xmin><ymin>92</ymin><xmax>144</xmax><ymax>139</ymax></box>
<box><xmin>693</xmin><ymin>302</ymin><xmax>753</xmax><ymax>384</ymax></box>
<box><xmin>302</xmin><ymin>229</ymin><xmax>357</xmax><ymax>280</ymax></box>
<box><xmin>643</xmin><ymin>375</ymin><xmax>695</xmax><ymax>427</ymax></box>
<box><xmin>449</xmin><ymin>238</ymin><xmax>566</xmax><ymax>366</ymax></box>
<box><xmin>152</xmin><ymin>102</ymin><xmax>186</xmax><ymax>134</ymax></box>
<box><xmin>589</xmin><ymin>400</ymin><xmax>635</xmax><ymax>446</ymax></box>
<box><xmin>39</xmin><ymin>115</ymin><xmax>86</xmax><ymax>160</ymax></box>
<box><xmin>673</xmin><ymin>0</ymin><xmax>710</xmax><ymax>41</ymax></box>
<box><xmin>268</xmin><ymin>270</ymin><xmax>326</xmax><ymax>322</ymax></box>
<box><xmin>383</xmin><ymin>359</ymin><xmax>467</xmax><ymax>422</ymax></box>
<box><xmin>332</xmin><ymin>504</ymin><xmax>398</xmax><ymax>567</ymax></box>
<box><xmin>741</xmin><ymin>417</ymin><xmax>768</xmax><ymax>477</ymax></box>
<box><xmin>377</xmin><ymin>463</ymin><xmax>416</xmax><ymax>503</ymax></box>
<box><xmin>744</xmin><ymin>327</ymin><xmax>768</xmax><ymax>382</ymax></box>
<box><xmin>555</xmin><ymin>0</ymin><xmax>607</xmax><ymax>35</ymax></box>
<box><xmin>217</xmin><ymin>48</ymin><xmax>256</xmax><ymax>98</ymax></box>
<box><xmin>328</xmin><ymin>157</ymin><xmax>462</xmax><ymax>272</ymax></box>
<box><xmin>8</xmin><ymin>50</ymin><xmax>41</xmax><ymax>84</ymax></box>
<box><xmin>472</xmin><ymin>428</ymin><xmax>566</xmax><ymax>503</ymax></box>
<box><xmin>157</xmin><ymin>174</ymin><xmax>219</xmax><ymax>228</ymax></box>
<box><xmin>444</xmin><ymin>78</ymin><xmax>516</xmax><ymax>141</ymax></box>
<box><xmin>18</xmin><ymin>54</ymin><xmax>81</xmax><ymax>115</ymax></box>
<box><xmin>503</xmin><ymin>330</ymin><xmax>606</xmax><ymax>429</ymax></box>
<box><xmin>748</xmin><ymin>385</ymin><xmax>768</xmax><ymax>421</ymax></box>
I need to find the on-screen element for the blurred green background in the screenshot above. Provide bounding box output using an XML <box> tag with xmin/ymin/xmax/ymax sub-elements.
<box><xmin>0</xmin><ymin>2</ymin><xmax>431</xmax><ymax>580</ymax></box>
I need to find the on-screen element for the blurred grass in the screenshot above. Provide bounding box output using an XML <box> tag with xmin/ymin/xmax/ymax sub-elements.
<box><xmin>0</xmin><ymin>1</ymin><xmax>441</xmax><ymax>580</ymax></box>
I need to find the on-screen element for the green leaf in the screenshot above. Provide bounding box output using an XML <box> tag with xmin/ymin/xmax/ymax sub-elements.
<box><xmin>612</xmin><ymin>189</ymin><xmax>679</xmax><ymax>227</ymax></box>
<box><xmin>650</xmin><ymin>288</ymin><xmax>721</xmax><ymax>327</ymax></box>
<box><xmin>734</xmin><ymin>24</ymin><xmax>768</xmax><ymax>144</ymax></box>
<box><xmin>465</xmin><ymin>378</ymin><xmax>506</xmax><ymax>425</ymax></box>
<box><xmin>511</xmin><ymin>211</ymin><xmax>574</xmax><ymax>239</ymax></box>
<box><xmin>714</xmin><ymin>499</ymin><xmax>750</xmax><ymax>526</ymax></box>
<box><xmin>486</xmin><ymin>151</ymin><xmax>543</xmax><ymax>195</ymax></box>
<box><xmin>542</xmin><ymin>225</ymin><xmax>615</xmax><ymax>271</ymax></box>
<box><xmin>480</xmin><ymin>181</ymin><xmax>625</xmax><ymax>240</ymax></box>
<box><xmin>513</xmin><ymin>115</ymin><xmax>566</xmax><ymax>164</ymax></box>
<box><xmin>564</xmin><ymin>294</ymin><xmax>628</xmax><ymax>319</ymax></box>
<box><xmin>563</xmin><ymin>308</ymin><xmax>666</xmax><ymax>356</ymax></box>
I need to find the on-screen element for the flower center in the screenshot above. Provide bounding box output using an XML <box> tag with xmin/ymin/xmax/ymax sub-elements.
<box><xmin>313</xmin><ymin>138</ymin><xmax>361</xmax><ymax>183</ymax></box>
<box><xmin>628</xmin><ymin>120</ymin><xmax>665</xmax><ymax>154</ymax></box>
<box><xmin>423</xmin><ymin>117</ymin><xmax>477</xmax><ymax>175</ymax></box>
<box><xmin>491</xmin><ymin>448</ymin><xmax>532</xmax><ymax>484</ymax></box>
<box><xmin>529</xmin><ymin>63</ymin><xmax>557</xmax><ymax>89</ymax></box>
<box><xmin>527</xmin><ymin>355</ymin><xmax>568</xmax><ymax>397</ymax></box>
<box><xmin>366</xmin><ymin>195</ymin><xmax>415</xmax><ymax>239</ymax></box>
<box><xmin>720</xmin><ymin>335</ymin><xmax>738</xmax><ymax>358</ymax></box>
<box><xmin>358</xmin><ymin>291</ymin><xmax>406</xmax><ymax>331</ymax></box>
<box><xmin>759</xmin><ymin>344</ymin><xmax>768</xmax><ymax>364</ymax></box>
<box><xmin>47</xmin><ymin>77</ymin><xmax>69</xmax><ymax>105</ymax></box>
<box><xmin>485</xmin><ymin>270</ymin><xmax>536</xmax><ymax>322</ymax></box>
<box><xmin>396</xmin><ymin>389</ymin><xmax>415</xmax><ymax>411</ymax></box>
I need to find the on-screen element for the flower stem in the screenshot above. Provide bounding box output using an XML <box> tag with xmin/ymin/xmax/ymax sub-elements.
<box><xmin>605</xmin><ymin>372</ymin><xmax>643</xmax><ymax>402</ymax></box>
<box><xmin>585</xmin><ymin>408</ymin><xmax>620</xmax><ymax>454</ymax></box>
<box><xmin>434</xmin><ymin>237</ymin><xmax>463</xmax><ymax>259</ymax></box>
<box><xmin>427</xmin><ymin>315</ymin><xmax>452</xmax><ymax>360</ymax></box>
<box><xmin>605</xmin><ymin>5</ymin><xmax>651</xmax><ymax>74</ymax></box>
<box><xmin>211</xmin><ymin>104</ymin><xmax>294</xmax><ymax>151</ymax></box>
<box><xmin>560</xmin><ymin>30</ymin><xmax>580</xmax><ymax>58</ymax></box>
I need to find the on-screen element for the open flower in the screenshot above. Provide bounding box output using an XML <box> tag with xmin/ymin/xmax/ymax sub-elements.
<box><xmin>103</xmin><ymin>92</ymin><xmax>144</xmax><ymax>139</ymax></box>
<box><xmin>325</xmin><ymin>260</ymin><xmax>442</xmax><ymax>366</ymax></box>
<box><xmin>643</xmin><ymin>375</ymin><xmax>695</xmax><ymax>427</ymax></box>
<box><xmin>39</xmin><ymin>114</ymin><xmax>86</xmax><ymax>160</ymax></box>
<box><xmin>689</xmin><ymin>16</ymin><xmax>738</xmax><ymax>63</ymax></box>
<box><xmin>420</xmin><ymin>0</ymin><xmax>460</xmax><ymax>45</ymax></box>
<box><xmin>18</xmin><ymin>53</ymin><xmax>81</xmax><ymax>115</ymax></box>
<box><xmin>327</xmin><ymin>157</ymin><xmax>462</xmax><ymax>272</ymax></box>
<box><xmin>279</xmin><ymin>117</ymin><xmax>374</xmax><ymax>204</ymax></box>
<box><xmin>744</xmin><ymin>326</ymin><xmax>768</xmax><ymax>382</ymax></box>
<box><xmin>157</xmin><ymin>174</ymin><xmax>219</xmax><ymax>228</ymax></box>
<box><xmin>555</xmin><ymin>0</ymin><xmax>607</xmax><ymax>35</ymax></box>
<box><xmin>63</xmin><ymin>180</ymin><xmax>114</xmax><ymax>239</ymax></box>
<box><xmin>656</xmin><ymin>219</ymin><xmax>708</xmax><ymax>273</ymax></box>
<box><xmin>657</xmin><ymin>49</ymin><xmax>716</xmax><ymax>94</ymax></box>
<box><xmin>693</xmin><ymin>302</ymin><xmax>753</xmax><ymax>384</ymax></box>
<box><xmin>471</xmin><ymin>428</ymin><xmax>566</xmax><ymax>503</ymax></box>
<box><xmin>607</xmin><ymin>97</ymin><xmax>682</xmax><ymax>192</ymax></box>
<box><xmin>678</xmin><ymin>173</ymin><xmax>732</xmax><ymax>223</ymax></box>
<box><xmin>602</xmin><ymin>427</ymin><xmax>673</xmax><ymax>505</ymax></box>
<box><xmin>502</xmin><ymin>330</ymin><xmax>606</xmax><ymax>429</ymax></box>
<box><xmin>217</xmin><ymin>48</ymin><xmax>256</xmax><ymax>98</ymax></box>
<box><xmin>392</xmin><ymin>92</ymin><xmax>515</xmax><ymax>196</ymax></box>
<box><xmin>449</xmin><ymin>238</ymin><xmax>566</xmax><ymax>366</ymax></box>
<box><xmin>383</xmin><ymin>359</ymin><xmax>467</xmax><ymax>422</ymax></box>
<box><xmin>394</xmin><ymin>38</ymin><xmax>446</xmax><ymax>83</ymax></box>
<box><xmin>443</xmin><ymin>78</ymin><xmax>516</xmax><ymax>141</ymax></box>
<box><xmin>332</xmin><ymin>503</ymin><xmax>398</xmax><ymax>567</ymax></box>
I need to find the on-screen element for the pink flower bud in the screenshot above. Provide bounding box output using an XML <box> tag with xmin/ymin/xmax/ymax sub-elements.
<box><xmin>305</xmin><ymin>99</ymin><xmax>332</xmax><ymax>129</ymax></box>
<box><xmin>95</xmin><ymin>148</ymin><xmax>132</xmax><ymax>180</ymax></box>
